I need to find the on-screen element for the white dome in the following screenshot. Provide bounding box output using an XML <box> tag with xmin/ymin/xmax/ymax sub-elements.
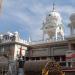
<box><xmin>49</xmin><ymin>11</ymin><xmax>61</xmax><ymax>19</ymax></box>
<box><xmin>45</xmin><ymin>10</ymin><xmax>62</xmax><ymax>28</ymax></box>
<box><xmin>42</xmin><ymin>4</ymin><xmax>64</xmax><ymax>41</ymax></box>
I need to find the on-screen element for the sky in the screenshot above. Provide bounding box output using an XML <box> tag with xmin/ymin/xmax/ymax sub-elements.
<box><xmin>0</xmin><ymin>0</ymin><xmax>75</xmax><ymax>41</ymax></box>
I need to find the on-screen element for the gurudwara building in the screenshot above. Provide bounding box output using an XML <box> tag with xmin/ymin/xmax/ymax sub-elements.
<box><xmin>0</xmin><ymin>5</ymin><xmax>75</xmax><ymax>75</ymax></box>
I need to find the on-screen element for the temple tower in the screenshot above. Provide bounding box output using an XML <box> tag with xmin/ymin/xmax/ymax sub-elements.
<box><xmin>42</xmin><ymin>4</ymin><xmax>64</xmax><ymax>41</ymax></box>
<box><xmin>68</xmin><ymin>13</ymin><xmax>75</xmax><ymax>35</ymax></box>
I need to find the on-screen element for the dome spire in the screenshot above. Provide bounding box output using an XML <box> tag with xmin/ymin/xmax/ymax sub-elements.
<box><xmin>52</xmin><ymin>2</ymin><xmax>55</xmax><ymax>11</ymax></box>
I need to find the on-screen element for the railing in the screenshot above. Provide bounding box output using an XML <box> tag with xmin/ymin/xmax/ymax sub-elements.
<box><xmin>29</xmin><ymin>39</ymin><xmax>66</xmax><ymax>45</ymax></box>
<box><xmin>25</xmin><ymin>59</ymin><xmax>75</xmax><ymax>68</ymax></box>
<box><xmin>57</xmin><ymin>61</ymin><xmax>75</xmax><ymax>69</ymax></box>
<box><xmin>0</xmin><ymin>38</ymin><xmax>29</xmax><ymax>45</ymax></box>
<box><xmin>0</xmin><ymin>40</ymin><xmax>13</xmax><ymax>43</ymax></box>
<box><xmin>66</xmin><ymin>34</ymin><xmax>75</xmax><ymax>38</ymax></box>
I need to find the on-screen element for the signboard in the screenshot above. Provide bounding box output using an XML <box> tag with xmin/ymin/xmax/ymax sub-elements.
<box><xmin>66</xmin><ymin>51</ymin><xmax>72</xmax><ymax>59</ymax></box>
<box><xmin>19</xmin><ymin>47</ymin><xmax>27</xmax><ymax>56</ymax></box>
<box><xmin>66</xmin><ymin>51</ymin><xmax>75</xmax><ymax>61</ymax></box>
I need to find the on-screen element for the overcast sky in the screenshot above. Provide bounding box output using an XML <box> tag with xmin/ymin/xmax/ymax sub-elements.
<box><xmin>0</xmin><ymin>0</ymin><xmax>75</xmax><ymax>41</ymax></box>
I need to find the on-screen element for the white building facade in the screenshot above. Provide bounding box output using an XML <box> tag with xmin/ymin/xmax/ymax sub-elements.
<box><xmin>0</xmin><ymin>31</ymin><xmax>28</xmax><ymax>60</ymax></box>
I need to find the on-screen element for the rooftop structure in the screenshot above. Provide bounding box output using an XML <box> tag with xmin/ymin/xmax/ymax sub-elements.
<box><xmin>42</xmin><ymin>3</ymin><xmax>64</xmax><ymax>41</ymax></box>
<box><xmin>0</xmin><ymin>31</ymin><xmax>29</xmax><ymax>45</ymax></box>
<box><xmin>68</xmin><ymin>13</ymin><xmax>75</xmax><ymax>35</ymax></box>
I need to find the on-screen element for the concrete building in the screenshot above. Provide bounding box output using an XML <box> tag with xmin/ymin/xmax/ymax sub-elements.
<box><xmin>0</xmin><ymin>31</ymin><xmax>29</xmax><ymax>75</ymax></box>
<box><xmin>0</xmin><ymin>31</ymin><xmax>28</xmax><ymax>60</ymax></box>
<box><xmin>24</xmin><ymin>5</ymin><xmax>75</xmax><ymax>75</ymax></box>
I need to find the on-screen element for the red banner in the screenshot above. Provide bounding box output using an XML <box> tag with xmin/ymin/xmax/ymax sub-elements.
<box><xmin>66</xmin><ymin>53</ymin><xmax>75</xmax><ymax>59</ymax></box>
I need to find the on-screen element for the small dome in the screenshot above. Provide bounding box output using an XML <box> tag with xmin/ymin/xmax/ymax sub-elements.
<box><xmin>47</xmin><ymin>10</ymin><xmax>62</xmax><ymax>23</ymax></box>
<box><xmin>46</xmin><ymin>3</ymin><xmax>62</xmax><ymax>25</ymax></box>
<box><xmin>70</xmin><ymin>13</ymin><xmax>75</xmax><ymax>23</ymax></box>
<box><xmin>45</xmin><ymin>10</ymin><xmax>62</xmax><ymax>28</ymax></box>
<box><xmin>49</xmin><ymin>11</ymin><xmax>61</xmax><ymax>20</ymax></box>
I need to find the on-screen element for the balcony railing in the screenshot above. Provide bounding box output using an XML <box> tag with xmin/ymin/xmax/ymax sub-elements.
<box><xmin>0</xmin><ymin>39</ymin><xmax>29</xmax><ymax>45</ymax></box>
<box><xmin>29</xmin><ymin>39</ymin><xmax>66</xmax><ymax>45</ymax></box>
